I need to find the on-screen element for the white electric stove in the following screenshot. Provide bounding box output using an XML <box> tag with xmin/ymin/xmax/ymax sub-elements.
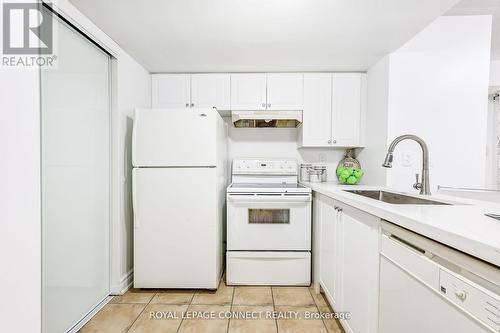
<box><xmin>226</xmin><ymin>158</ymin><xmax>312</xmax><ymax>286</ymax></box>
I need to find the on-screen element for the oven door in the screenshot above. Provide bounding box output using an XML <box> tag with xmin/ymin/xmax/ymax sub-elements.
<box><xmin>227</xmin><ymin>193</ymin><xmax>311</xmax><ymax>250</ymax></box>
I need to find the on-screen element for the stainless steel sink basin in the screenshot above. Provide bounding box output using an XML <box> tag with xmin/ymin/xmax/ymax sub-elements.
<box><xmin>344</xmin><ymin>190</ymin><xmax>451</xmax><ymax>205</ymax></box>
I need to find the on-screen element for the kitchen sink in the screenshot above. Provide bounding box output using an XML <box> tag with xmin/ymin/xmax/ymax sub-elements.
<box><xmin>344</xmin><ymin>190</ymin><xmax>451</xmax><ymax>205</ymax></box>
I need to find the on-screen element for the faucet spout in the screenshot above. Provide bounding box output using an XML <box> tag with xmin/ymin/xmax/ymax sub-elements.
<box><xmin>382</xmin><ymin>152</ymin><xmax>394</xmax><ymax>168</ymax></box>
<box><xmin>383</xmin><ymin>134</ymin><xmax>431</xmax><ymax>195</ymax></box>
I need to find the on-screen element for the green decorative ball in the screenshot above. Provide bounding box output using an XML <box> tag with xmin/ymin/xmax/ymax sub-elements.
<box><xmin>336</xmin><ymin>167</ymin><xmax>364</xmax><ymax>185</ymax></box>
<box><xmin>353</xmin><ymin>169</ymin><xmax>364</xmax><ymax>179</ymax></box>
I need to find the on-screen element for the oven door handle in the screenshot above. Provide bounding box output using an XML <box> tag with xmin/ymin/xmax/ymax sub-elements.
<box><xmin>227</xmin><ymin>194</ymin><xmax>311</xmax><ymax>203</ymax></box>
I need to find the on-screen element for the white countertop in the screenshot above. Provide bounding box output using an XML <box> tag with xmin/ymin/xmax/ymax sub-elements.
<box><xmin>301</xmin><ymin>181</ymin><xmax>500</xmax><ymax>267</ymax></box>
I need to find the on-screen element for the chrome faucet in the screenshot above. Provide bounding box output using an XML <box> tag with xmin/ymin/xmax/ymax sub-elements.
<box><xmin>382</xmin><ymin>134</ymin><xmax>431</xmax><ymax>195</ymax></box>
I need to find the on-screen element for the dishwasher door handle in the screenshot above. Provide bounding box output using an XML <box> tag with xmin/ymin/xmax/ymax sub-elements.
<box><xmin>380</xmin><ymin>234</ymin><xmax>440</xmax><ymax>290</ymax></box>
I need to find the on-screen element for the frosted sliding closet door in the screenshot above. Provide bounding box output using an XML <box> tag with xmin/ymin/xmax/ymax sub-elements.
<box><xmin>41</xmin><ymin>14</ymin><xmax>111</xmax><ymax>333</ymax></box>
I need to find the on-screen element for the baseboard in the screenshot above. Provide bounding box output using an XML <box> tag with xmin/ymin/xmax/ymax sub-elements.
<box><xmin>67</xmin><ymin>295</ymin><xmax>112</xmax><ymax>333</ymax></box>
<box><xmin>110</xmin><ymin>269</ymin><xmax>133</xmax><ymax>295</ymax></box>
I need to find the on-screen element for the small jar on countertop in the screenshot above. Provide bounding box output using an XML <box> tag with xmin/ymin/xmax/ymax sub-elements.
<box><xmin>300</xmin><ymin>163</ymin><xmax>312</xmax><ymax>182</ymax></box>
<box><xmin>319</xmin><ymin>166</ymin><xmax>327</xmax><ymax>182</ymax></box>
<box><xmin>309</xmin><ymin>169</ymin><xmax>322</xmax><ymax>182</ymax></box>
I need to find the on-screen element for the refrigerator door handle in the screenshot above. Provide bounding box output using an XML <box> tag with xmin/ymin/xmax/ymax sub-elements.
<box><xmin>131</xmin><ymin>109</ymin><xmax>139</xmax><ymax>167</ymax></box>
<box><xmin>132</xmin><ymin>169</ymin><xmax>140</xmax><ymax>229</ymax></box>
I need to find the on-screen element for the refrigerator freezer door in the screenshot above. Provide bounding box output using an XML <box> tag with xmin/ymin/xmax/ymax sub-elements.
<box><xmin>132</xmin><ymin>167</ymin><xmax>223</xmax><ymax>289</ymax></box>
<box><xmin>132</xmin><ymin>108</ymin><xmax>219</xmax><ymax>167</ymax></box>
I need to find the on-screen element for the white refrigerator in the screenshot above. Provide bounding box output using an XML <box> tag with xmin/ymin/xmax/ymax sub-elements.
<box><xmin>132</xmin><ymin>108</ymin><xmax>227</xmax><ymax>289</ymax></box>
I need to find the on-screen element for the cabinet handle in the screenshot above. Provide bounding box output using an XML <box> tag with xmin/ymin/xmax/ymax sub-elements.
<box><xmin>454</xmin><ymin>290</ymin><xmax>467</xmax><ymax>301</ymax></box>
<box><xmin>328</xmin><ymin>139</ymin><xmax>332</xmax><ymax>144</ymax></box>
<box><xmin>262</xmin><ymin>103</ymin><xmax>266</xmax><ymax>108</ymax></box>
<box><xmin>267</xmin><ymin>103</ymin><xmax>271</xmax><ymax>107</ymax></box>
<box><xmin>185</xmin><ymin>103</ymin><xmax>189</xmax><ymax>107</ymax></box>
<box><xmin>332</xmin><ymin>139</ymin><xmax>337</xmax><ymax>144</ymax></box>
<box><xmin>191</xmin><ymin>103</ymin><xmax>194</xmax><ymax>107</ymax></box>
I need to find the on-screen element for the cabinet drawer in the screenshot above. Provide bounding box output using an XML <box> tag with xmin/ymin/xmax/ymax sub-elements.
<box><xmin>226</xmin><ymin>251</ymin><xmax>310</xmax><ymax>286</ymax></box>
<box><xmin>381</xmin><ymin>234</ymin><xmax>440</xmax><ymax>289</ymax></box>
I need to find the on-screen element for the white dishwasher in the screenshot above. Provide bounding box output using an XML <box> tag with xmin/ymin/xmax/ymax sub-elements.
<box><xmin>379</xmin><ymin>220</ymin><xmax>500</xmax><ymax>333</ymax></box>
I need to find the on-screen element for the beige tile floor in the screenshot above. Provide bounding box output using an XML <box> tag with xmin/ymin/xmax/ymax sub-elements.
<box><xmin>79</xmin><ymin>276</ymin><xmax>344</xmax><ymax>333</ymax></box>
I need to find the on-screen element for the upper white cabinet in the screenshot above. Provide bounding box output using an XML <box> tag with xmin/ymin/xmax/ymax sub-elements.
<box><xmin>191</xmin><ymin>74</ymin><xmax>231</xmax><ymax>110</ymax></box>
<box><xmin>152</xmin><ymin>74</ymin><xmax>190</xmax><ymax>108</ymax></box>
<box><xmin>332</xmin><ymin>73</ymin><xmax>365</xmax><ymax>147</ymax></box>
<box><xmin>266</xmin><ymin>73</ymin><xmax>303</xmax><ymax>110</ymax></box>
<box><xmin>152</xmin><ymin>74</ymin><xmax>231</xmax><ymax>110</ymax></box>
<box><xmin>230</xmin><ymin>74</ymin><xmax>267</xmax><ymax>110</ymax></box>
<box><xmin>299</xmin><ymin>73</ymin><xmax>366</xmax><ymax>148</ymax></box>
<box><xmin>230</xmin><ymin>73</ymin><xmax>303</xmax><ymax>110</ymax></box>
<box><xmin>301</xmin><ymin>74</ymin><xmax>333</xmax><ymax>147</ymax></box>
<box><xmin>152</xmin><ymin>73</ymin><xmax>365</xmax><ymax>144</ymax></box>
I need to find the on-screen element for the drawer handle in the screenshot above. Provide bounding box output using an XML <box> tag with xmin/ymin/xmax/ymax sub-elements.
<box><xmin>454</xmin><ymin>290</ymin><xmax>467</xmax><ymax>301</ymax></box>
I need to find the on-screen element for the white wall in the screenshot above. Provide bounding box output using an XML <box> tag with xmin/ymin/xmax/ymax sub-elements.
<box><xmin>386</xmin><ymin>16</ymin><xmax>492</xmax><ymax>192</ymax></box>
<box><xmin>225</xmin><ymin>119</ymin><xmax>346</xmax><ymax>181</ymax></box>
<box><xmin>356</xmin><ymin>55</ymin><xmax>391</xmax><ymax>186</ymax></box>
<box><xmin>112</xmin><ymin>53</ymin><xmax>151</xmax><ymax>294</ymax></box>
<box><xmin>491</xmin><ymin>60</ymin><xmax>500</xmax><ymax>86</ymax></box>
<box><xmin>0</xmin><ymin>1</ymin><xmax>150</xmax><ymax>331</ymax></box>
<box><xmin>0</xmin><ymin>70</ymin><xmax>41</xmax><ymax>333</ymax></box>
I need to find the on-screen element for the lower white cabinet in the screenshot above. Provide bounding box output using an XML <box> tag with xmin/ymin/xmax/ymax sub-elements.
<box><xmin>314</xmin><ymin>194</ymin><xmax>380</xmax><ymax>333</ymax></box>
<box><xmin>316</xmin><ymin>194</ymin><xmax>340</xmax><ymax>308</ymax></box>
<box><xmin>337</xmin><ymin>203</ymin><xmax>379</xmax><ymax>333</ymax></box>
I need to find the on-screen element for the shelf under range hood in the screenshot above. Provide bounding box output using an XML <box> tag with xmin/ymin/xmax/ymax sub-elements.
<box><xmin>231</xmin><ymin>110</ymin><xmax>303</xmax><ymax>128</ymax></box>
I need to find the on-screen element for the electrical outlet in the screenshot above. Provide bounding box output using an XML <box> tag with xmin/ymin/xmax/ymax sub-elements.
<box><xmin>318</xmin><ymin>153</ymin><xmax>326</xmax><ymax>163</ymax></box>
<box><xmin>402</xmin><ymin>152</ymin><xmax>412</xmax><ymax>167</ymax></box>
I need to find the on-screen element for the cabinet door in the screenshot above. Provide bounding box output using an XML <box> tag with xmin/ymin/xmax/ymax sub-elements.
<box><xmin>230</xmin><ymin>74</ymin><xmax>267</xmax><ymax>110</ymax></box>
<box><xmin>266</xmin><ymin>73</ymin><xmax>303</xmax><ymax>110</ymax></box>
<box><xmin>338</xmin><ymin>204</ymin><xmax>379</xmax><ymax>333</ymax></box>
<box><xmin>152</xmin><ymin>74</ymin><xmax>190</xmax><ymax>108</ymax></box>
<box><xmin>331</xmin><ymin>73</ymin><xmax>363</xmax><ymax>146</ymax></box>
<box><xmin>191</xmin><ymin>74</ymin><xmax>231</xmax><ymax>110</ymax></box>
<box><xmin>319</xmin><ymin>195</ymin><xmax>338</xmax><ymax>308</ymax></box>
<box><xmin>300</xmin><ymin>73</ymin><xmax>332</xmax><ymax>147</ymax></box>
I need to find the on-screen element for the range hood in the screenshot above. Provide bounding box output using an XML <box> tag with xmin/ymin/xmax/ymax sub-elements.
<box><xmin>231</xmin><ymin>110</ymin><xmax>302</xmax><ymax>128</ymax></box>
